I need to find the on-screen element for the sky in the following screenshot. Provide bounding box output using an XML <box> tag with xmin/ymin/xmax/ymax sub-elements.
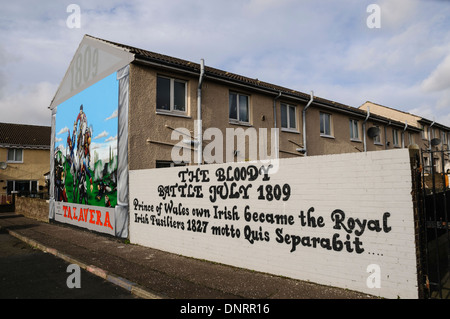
<box><xmin>1</xmin><ymin>0</ymin><xmax>450</xmax><ymax>127</ymax></box>
<box><xmin>54</xmin><ymin>71</ymin><xmax>118</xmax><ymax>164</ymax></box>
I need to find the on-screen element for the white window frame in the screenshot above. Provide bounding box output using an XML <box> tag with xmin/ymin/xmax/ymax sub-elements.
<box><xmin>320</xmin><ymin>112</ymin><xmax>333</xmax><ymax>137</ymax></box>
<box><xmin>432</xmin><ymin>128</ymin><xmax>437</xmax><ymax>139</ymax></box>
<box><xmin>349</xmin><ymin>119</ymin><xmax>360</xmax><ymax>141</ymax></box>
<box><xmin>408</xmin><ymin>132</ymin><xmax>415</xmax><ymax>146</ymax></box>
<box><xmin>421</xmin><ymin>124</ymin><xmax>427</xmax><ymax>140</ymax></box>
<box><xmin>281</xmin><ymin>103</ymin><xmax>298</xmax><ymax>131</ymax></box>
<box><xmin>7</xmin><ymin>148</ymin><xmax>23</xmax><ymax>163</ymax></box>
<box><xmin>229</xmin><ymin>91</ymin><xmax>250</xmax><ymax>125</ymax></box>
<box><xmin>441</xmin><ymin>131</ymin><xmax>447</xmax><ymax>147</ymax></box>
<box><xmin>393</xmin><ymin>129</ymin><xmax>400</xmax><ymax>147</ymax></box>
<box><xmin>156</xmin><ymin>75</ymin><xmax>187</xmax><ymax>115</ymax></box>
<box><xmin>7</xmin><ymin>180</ymin><xmax>38</xmax><ymax>195</ymax></box>
<box><xmin>447</xmin><ymin>132</ymin><xmax>450</xmax><ymax>149</ymax></box>
<box><xmin>373</xmin><ymin>125</ymin><xmax>382</xmax><ymax>145</ymax></box>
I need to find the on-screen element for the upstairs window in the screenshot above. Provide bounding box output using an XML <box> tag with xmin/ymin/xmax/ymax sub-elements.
<box><xmin>157</xmin><ymin>76</ymin><xmax>187</xmax><ymax>113</ymax></box>
<box><xmin>281</xmin><ymin>103</ymin><xmax>297</xmax><ymax>131</ymax></box>
<box><xmin>392</xmin><ymin>129</ymin><xmax>400</xmax><ymax>147</ymax></box>
<box><xmin>349</xmin><ymin>119</ymin><xmax>360</xmax><ymax>141</ymax></box>
<box><xmin>7</xmin><ymin>148</ymin><xmax>23</xmax><ymax>163</ymax></box>
<box><xmin>409</xmin><ymin>132</ymin><xmax>415</xmax><ymax>146</ymax></box>
<box><xmin>441</xmin><ymin>131</ymin><xmax>447</xmax><ymax>146</ymax></box>
<box><xmin>373</xmin><ymin>125</ymin><xmax>382</xmax><ymax>145</ymax></box>
<box><xmin>421</xmin><ymin>124</ymin><xmax>427</xmax><ymax>140</ymax></box>
<box><xmin>320</xmin><ymin>112</ymin><xmax>332</xmax><ymax>137</ymax></box>
<box><xmin>229</xmin><ymin>92</ymin><xmax>249</xmax><ymax>124</ymax></box>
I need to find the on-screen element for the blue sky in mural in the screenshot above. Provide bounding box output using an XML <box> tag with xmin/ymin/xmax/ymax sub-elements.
<box><xmin>55</xmin><ymin>71</ymin><xmax>118</xmax><ymax>164</ymax></box>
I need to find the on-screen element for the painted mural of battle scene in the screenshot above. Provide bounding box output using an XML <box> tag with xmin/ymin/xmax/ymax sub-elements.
<box><xmin>54</xmin><ymin>105</ymin><xmax>118</xmax><ymax>208</ymax></box>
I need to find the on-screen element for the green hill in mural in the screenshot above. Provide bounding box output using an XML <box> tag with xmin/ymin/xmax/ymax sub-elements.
<box><xmin>55</xmin><ymin>150</ymin><xmax>117</xmax><ymax>208</ymax></box>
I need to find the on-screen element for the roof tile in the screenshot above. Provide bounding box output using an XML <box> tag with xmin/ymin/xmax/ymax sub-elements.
<box><xmin>0</xmin><ymin>123</ymin><xmax>51</xmax><ymax>149</ymax></box>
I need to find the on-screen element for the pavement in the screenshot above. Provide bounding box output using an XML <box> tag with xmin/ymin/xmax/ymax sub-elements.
<box><xmin>0</xmin><ymin>212</ymin><xmax>376</xmax><ymax>300</ymax></box>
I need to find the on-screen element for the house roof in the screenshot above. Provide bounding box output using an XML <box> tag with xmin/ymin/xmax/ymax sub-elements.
<box><xmin>83</xmin><ymin>35</ymin><xmax>421</xmax><ymax>132</ymax></box>
<box><xmin>360</xmin><ymin>101</ymin><xmax>450</xmax><ymax>132</ymax></box>
<box><xmin>0</xmin><ymin>122</ymin><xmax>51</xmax><ymax>149</ymax></box>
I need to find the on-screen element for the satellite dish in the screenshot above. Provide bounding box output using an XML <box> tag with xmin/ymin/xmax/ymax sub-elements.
<box><xmin>0</xmin><ymin>162</ymin><xmax>7</xmax><ymax>170</ymax></box>
<box><xmin>431</xmin><ymin>138</ymin><xmax>441</xmax><ymax>146</ymax></box>
<box><xmin>367</xmin><ymin>127</ymin><xmax>380</xmax><ymax>138</ymax></box>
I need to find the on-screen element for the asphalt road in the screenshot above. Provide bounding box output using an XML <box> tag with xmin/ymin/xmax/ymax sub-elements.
<box><xmin>0</xmin><ymin>228</ymin><xmax>138</xmax><ymax>299</ymax></box>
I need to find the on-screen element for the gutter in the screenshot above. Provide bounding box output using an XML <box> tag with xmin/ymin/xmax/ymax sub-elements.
<box><xmin>428</xmin><ymin>120</ymin><xmax>435</xmax><ymax>150</ymax></box>
<box><xmin>402</xmin><ymin>121</ymin><xmax>408</xmax><ymax>148</ymax></box>
<box><xmin>273</xmin><ymin>92</ymin><xmax>282</xmax><ymax>159</ymax></box>
<box><xmin>297</xmin><ymin>91</ymin><xmax>314</xmax><ymax>156</ymax></box>
<box><xmin>133</xmin><ymin>55</ymin><xmax>421</xmax><ymax>139</ymax></box>
<box><xmin>363</xmin><ymin>106</ymin><xmax>370</xmax><ymax>152</ymax></box>
<box><xmin>197</xmin><ymin>59</ymin><xmax>205</xmax><ymax>165</ymax></box>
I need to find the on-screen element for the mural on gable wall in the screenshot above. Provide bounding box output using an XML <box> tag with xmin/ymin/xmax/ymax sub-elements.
<box><xmin>54</xmin><ymin>71</ymin><xmax>119</xmax><ymax>209</ymax></box>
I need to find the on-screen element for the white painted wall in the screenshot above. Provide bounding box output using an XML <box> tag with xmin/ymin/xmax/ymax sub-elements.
<box><xmin>129</xmin><ymin>149</ymin><xmax>418</xmax><ymax>298</ymax></box>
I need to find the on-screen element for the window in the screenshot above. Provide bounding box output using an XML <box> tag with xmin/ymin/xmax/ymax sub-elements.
<box><xmin>373</xmin><ymin>126</ymin><xmax>382</xmax><ymax>145</ymax></box>
<box><xmin>423</xmin><ymin>156</ymin><xmax>431</xmax><ymax>174</ymax></box>
<box><xmin>155</xmin><ymin>160</ymin><xmax>186</xmax><ymax>168</ymax></box>
<box><xmin>229</xmin><ymin>92</ymin><xmax>249</xmax><ymax>124</ymax></box>
<box><xmin>434</xmin><ymin>157</ymin><xmax>440</xmax><ymax>173</ymax></box>
<box><xmin>408</xmin><ymin>132</ymin><xmax>415</xmax><ymax>145</ymax></box>
<box><xmin>392</xmin><ymin>129</ymin><xmax>400</xmax><ymax>147</ymax></box>
<box><xmin>447</xmin><ymin>133</ymin><xmax>450</xmax><ymax>149</ymax></box>
<box><xmin>6</xmin><ymin>180</ymin><xmax>37</xmax><ymax>196</ymax></box>
<box><xmin>7</xmin><ymin>148</ymin><xmax>23</xmax><ymax>163</ymax></box>
<box><xmin>281</xmin><ymin>103</ymin><xmax>297</xmax><ymax>130</ymax></box>
<box><xmin>320</xmin><ymin>112</ymin><xmax>332</xmax><ymax>136</ymax></box>
<box><xmin>157</xmin><ymin>76</ymin><xmax>186</xmax><ymax>113</ymax></box>
<box><xmin>421</xmin><ymin>124</ymin><xmax>427</xmax><ymax>140</ymax></box>
<box><xmin>349</xmin><ymin>119</ymin><xmax>360</xmax><ymax>141</ymax></box>
<box><xmin>432</xmin><ymin>128</ymin><xmax>437</xmax><ymax>139</ymax></box>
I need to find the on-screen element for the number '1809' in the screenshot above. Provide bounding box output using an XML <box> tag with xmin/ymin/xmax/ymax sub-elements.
<box><xmin>70</xmin><ymin>46</ymin><xmax>99</xmax><ymax>91</ymax></box>
<box><xmin>257</xmin><ymin>184</ymin><xmax>291</xmax><ymax>201</ymax></box>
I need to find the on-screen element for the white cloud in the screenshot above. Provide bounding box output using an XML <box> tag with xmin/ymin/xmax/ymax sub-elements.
<box><xmin>93</xmin><ymin>131</ymin><xmax>108</xmax><ymax>140</ymax></box>
<box><xmin>0</xmin><ymin>81</ymin><xmax>55</xmax><ymax>126</ymax></box>
<box><xmin>105</xmin><ymin>135</ymin><xmax>117</xmax><ymax>142</ymax></box>
<box><xmin>57</xmin><ymin>127</ymin><xmax>69</xmax><ymax>135</ymax></box>
<box><xmin>105</xmin><ymin>110</ymin><xmax>118</xmax><ymax>121</ymax></box>
<box><xmin>421</xmin><ymin>55</ymin><xmax>450</xmax><ymax>92</ymax></box>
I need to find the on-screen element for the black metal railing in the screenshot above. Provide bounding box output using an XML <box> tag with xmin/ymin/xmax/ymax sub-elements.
<box><xmin>421</xmin><ymin>149</ymin><xmax>450</xmax><ymax>299</ymax></box>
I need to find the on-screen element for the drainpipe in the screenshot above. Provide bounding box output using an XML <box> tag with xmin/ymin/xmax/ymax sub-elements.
<box><xmin>300</xmin><ymin>91</ymin><xmax>314</xmax><ymax>156</ymax></box>
<box><xmin>428</xmin><ymin>120</ymin><xmax>435</xmax><ymax>151</ymax></box>
<box><xmin>273</xmin><ymin>91</ymin><xmax>282</xmax><ymax>158</ymax></box>
<box><xmin>197</xmin><ymin>59</ymin><xmax>205</xmax><ymax>165</ymax></box>
<box><xmin>402</xmin><ymin>121</ymin><xmax>408</xmax><ymax>148</ymax></box>
<box><xmin>363</xmin><ymin>106</ymin><xmax>370</xmax><ymax>152</ymax></box>
<box><xmin>385</xmin><ymin>121</ymin><xmax>391</xmax><ymax>149</ymax></box>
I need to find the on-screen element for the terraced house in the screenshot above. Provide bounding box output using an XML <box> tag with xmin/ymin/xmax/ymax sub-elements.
<box><xmin>48</xmin><ymin>34</ymin><xmax>445</xmax><ymax>236</ymax></box>
<box><xmin>361</xmin><ymin>101</ymin><xmax>450</xmax><ymax>174</ymax></box>
<box><xmin>58</xmin><ymin>35</ymin><xmax>427</xmax><ymax>171</ymax></box>
<box><xmin>0</xmin><ymin>123</ymin><xmax>51</xmax><ymax>196</ymax></box>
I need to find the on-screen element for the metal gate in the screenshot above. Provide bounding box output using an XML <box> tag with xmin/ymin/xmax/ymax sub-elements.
<box><xmin>421</xmin><ymin>149</ymin><xmax>450</xmax><ymax>299</ymax></box>
<box><xmin>0</xmin><ymin>193</ymin><xmax>15</xmax><ymax>213</ymax></box>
